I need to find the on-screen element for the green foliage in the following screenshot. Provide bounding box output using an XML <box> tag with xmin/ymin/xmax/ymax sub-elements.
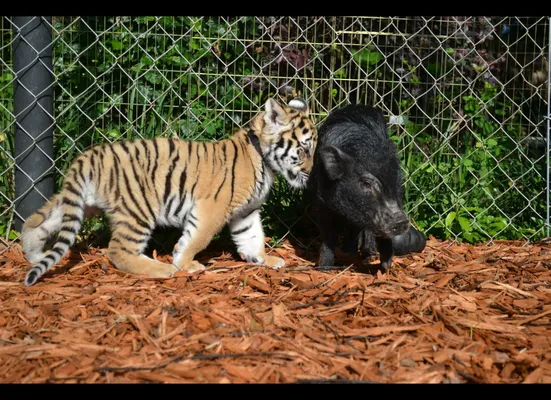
<box><xmin>391</xmin><ymin>81</ymin><xmax>546</xmax><ymax>243</ymax></box>
<box><xmin>1</xmin><ymin>17</ymin><xmax>548</xmax><ymax>246</ymax></box>
<box><xmin>0</xmin><ymin>67</ymin><xmax>15</xmax><ymax>240</ymax></box>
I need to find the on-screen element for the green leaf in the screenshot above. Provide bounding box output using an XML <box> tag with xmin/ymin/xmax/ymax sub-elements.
<box><xmin>204</xmin><ymin>124</ymin><xmax>216</xmax><ymax>135</ymax></box>
<box><xmin>445</xmin><ymin>211</ymin><xmax>457</xmax><ymax>228</ymax></box>
<box><xmin>463</xmin><ymin>232</ymin><xmax>475</xmax><ymax>243</ymax></box>
<box><xmin>490</xmin><ymin>219</ymin><xmax>507</xmax><ymax>231</ymax></box>
<box><xmin>145</xmin><ymin>71</ymin><xmax>164</xmax><ymax>85</ymax></box>
<box><xmin>111</xmin><ymin>40</ymin><xmax>123</xmax><ymax>50</ymax></box>
<box><xmin>368</xmin><ymin>51</ymin><xmax>382</xmax><ymax>65</ymax></box>
<box><xmin>353</xmin><ymin>49</ymin><xmax>382</xmax><ymax>66</ymax></box>
<box><xmin>458</xmin><ymin>216</ymin><xmax>471</xmax><ymax>233</ymax></box>
<box><xmin>483</xmin><ymin>121</ymin><xmax>495</xmax><ymax>135</ymax></box>
<box><xmin>334</xmin><ymin>68</ymin><xmax>347</xmax><ymax>78</ymax></box>
<box><xmin>107</xmin><ymin>129</ymin><xmax>120</xmax><ymax>139</ymax></box>
<box><xmin>140</xmin><ymin>56</ymin><xmax>154</xmax><ymax>66</ymax></box>
<box><xmin>168</xmin><ymin>56</ymin><xmax>188</xmax><ymax>67</ymax></box>
<box><xmin>190</xmin><ymin>39</ymin><xmax>199</xmax><ymax>50</ymax></box>
<box><xmin>130</xmin><ymin>62</ymin><xmax>145</xmax><ymax>74</ymax></box>
<box><xmin>0</xmin><ymin>72</ymin><xmax>14</xmax><ymax>83</ymax></box>
<box><xmin>471</xmin><ymin>63</ymin><xmax>484</xmax><ymax>73</ymax></box>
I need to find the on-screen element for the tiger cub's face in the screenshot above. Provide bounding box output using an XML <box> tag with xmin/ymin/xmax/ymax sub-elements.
<box><xmin>260</xmin><ymin>98</ymin><xmax>318</xmax><ymax>189</ymax></box>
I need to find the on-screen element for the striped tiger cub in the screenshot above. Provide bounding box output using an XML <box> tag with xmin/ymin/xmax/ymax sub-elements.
<box><xmin>21</xmin><ymin>98</ymin><xmax>317</xmax><ymax>286</ymax></box>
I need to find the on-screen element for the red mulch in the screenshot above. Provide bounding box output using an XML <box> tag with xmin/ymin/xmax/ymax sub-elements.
<box><xmin>0</xmin><ymin>237</ymin><xmax>550</xmax><ymax>383</ymax></box>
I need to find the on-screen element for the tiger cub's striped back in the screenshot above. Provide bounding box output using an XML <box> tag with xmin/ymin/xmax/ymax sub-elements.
<box><xmin>21</xmin><ymin>98</ymin><xmax>317</xmax><ymax>286</ymax></box>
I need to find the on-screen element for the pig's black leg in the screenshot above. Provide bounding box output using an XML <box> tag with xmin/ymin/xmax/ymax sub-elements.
<box><xmin>317</xmin><ymin>206</ymin><xmax>338</xmax><ymax>267</ymax></box>
<box><xmin>359</xmin><ymin>229</ymin><xmax>378</xmax><ymax>258</ymax></box>
<box><xmin>376</xmin><ymin>237</ymin><xmax>394</xmax><ymax>271</ymax></box>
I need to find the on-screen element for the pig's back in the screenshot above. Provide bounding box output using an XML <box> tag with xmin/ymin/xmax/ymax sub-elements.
<box><xmin>318</xmin><ymin>104</ymin><xmax>393</xmax><ymax>159</ymax></box>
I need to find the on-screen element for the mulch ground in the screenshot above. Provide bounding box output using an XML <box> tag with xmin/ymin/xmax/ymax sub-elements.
<box><xmin>0</xmin><ymin>237</ymin><xmax>550</xmax><ymax>383</ymax></box>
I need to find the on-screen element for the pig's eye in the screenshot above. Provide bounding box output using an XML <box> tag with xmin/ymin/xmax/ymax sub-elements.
<box><xmin>361</xmin><ymin>179</ymin><xmax>373</xmax><ymax>190</ymax></box>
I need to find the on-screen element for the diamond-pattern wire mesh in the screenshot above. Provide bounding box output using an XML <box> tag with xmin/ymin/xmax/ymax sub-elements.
<box><xmin>0</xmin><ymin>16</ymin><xmax>550</xmax><ymax>254</ymax></box>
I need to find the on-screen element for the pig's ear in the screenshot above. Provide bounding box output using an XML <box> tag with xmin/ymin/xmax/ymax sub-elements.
<box><xmin>263</xmin><ymin>98</ymin><xmax>288</xmax><ymax>132</ymax></box>
<box><xmin>320</xmin><ymin>146</ymin><xmax>351</xmax><ymax>180</ymax></box>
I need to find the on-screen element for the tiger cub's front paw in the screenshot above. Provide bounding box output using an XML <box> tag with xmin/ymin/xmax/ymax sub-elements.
<box><xmin>264</xmin><ymin>255</ymin><xmax>285</xmax><ymax>270</ymax></box>
<box><xmin>239</xmin><ymin>252</ymin><xmax>285</xmax><ymax>270</ymax></box>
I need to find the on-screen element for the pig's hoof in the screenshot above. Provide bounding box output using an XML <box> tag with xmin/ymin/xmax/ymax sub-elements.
<box><xmin>380</xmin><ymin>260</ymin><xmax>392</xmax><ymax>272</ymax></box>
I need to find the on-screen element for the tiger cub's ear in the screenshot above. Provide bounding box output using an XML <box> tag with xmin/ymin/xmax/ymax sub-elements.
<box><xmin>288</xmin><ymin>97</ymin><xmax>309</xmax><ymax>115</ymax></box>
<box><xmin>263</xmin><ymin>98</ymin><xmax>289</xmax><ymax>134</ymax></box>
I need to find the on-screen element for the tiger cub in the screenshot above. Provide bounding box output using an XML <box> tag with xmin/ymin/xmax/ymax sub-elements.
<box><xmin>21</xmin><ymin>98</ymin><xmax>317</xmax><ymax>286</ymax></box>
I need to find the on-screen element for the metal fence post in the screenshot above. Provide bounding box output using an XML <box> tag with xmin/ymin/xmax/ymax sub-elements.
<box><xmin>12</xmin><ymin>16</ymin><xmax>54</xmax><ymax>232</ymax></box>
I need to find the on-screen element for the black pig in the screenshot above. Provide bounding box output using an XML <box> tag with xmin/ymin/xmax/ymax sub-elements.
<box><xmin>310</xmin><ymin>103</ymin><xmax>417</xmax><ymax>271</ymax></box>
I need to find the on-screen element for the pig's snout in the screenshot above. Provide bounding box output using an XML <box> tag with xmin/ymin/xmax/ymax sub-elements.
<box><xmin>376</xmin><ymin>210</ymin><xmax>409</xmax><ymax>238</ymax></box>
<box><xmin>389</xmin><ymin>212</ymin><xmax>410</xmax><ymax>237</ymax></box>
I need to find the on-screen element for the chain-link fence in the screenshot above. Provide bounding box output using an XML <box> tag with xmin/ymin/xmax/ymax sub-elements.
<box><xmin>1</xmin><ymin>16</ymin><xmax>550</xmax><ymax>254</ymax></box>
